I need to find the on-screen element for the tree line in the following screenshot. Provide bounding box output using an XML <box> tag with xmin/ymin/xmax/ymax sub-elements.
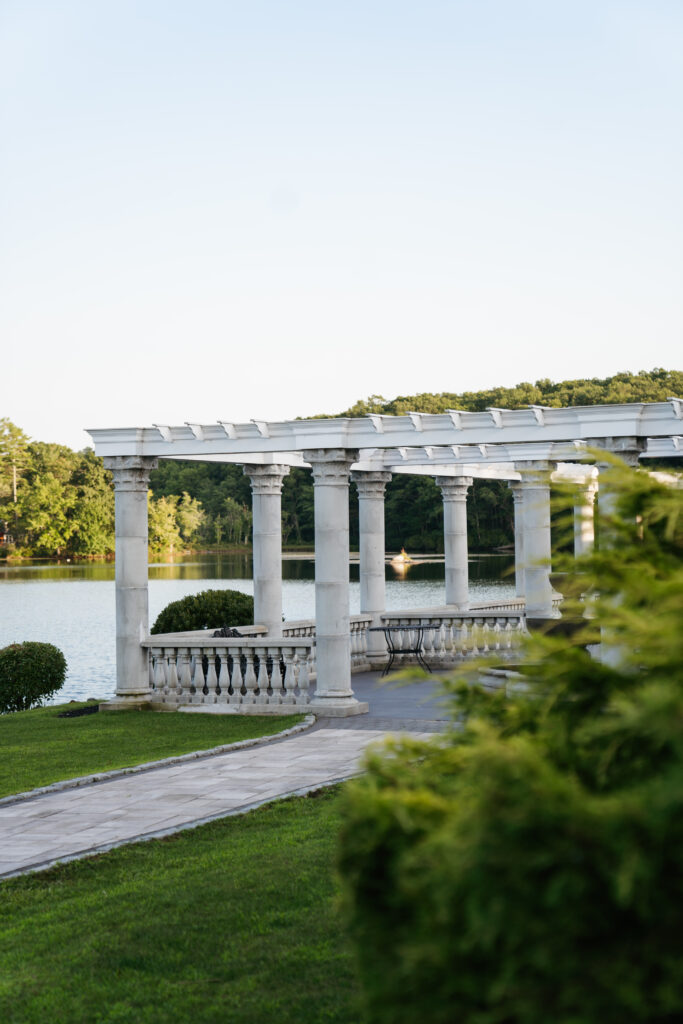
<box><xmin>2</xmin><ymin>368</ymin><xmax>681</xmax><ymax>558</ymax></box>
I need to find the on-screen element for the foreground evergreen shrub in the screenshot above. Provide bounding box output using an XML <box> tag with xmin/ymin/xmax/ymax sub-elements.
<box><xmin>338</xmin><ymin>462</ymin><xmax>683</xmax><ymax>1024</ymax></box>
<box><xmin>151</xmin><ymin>588</ymin><xmax>254</xmax><ymax>634</ymax></box>
<box><xmin>0</xmin><ymin>642</ymin><xmax>67</xmax><ymax>713</ymax></box>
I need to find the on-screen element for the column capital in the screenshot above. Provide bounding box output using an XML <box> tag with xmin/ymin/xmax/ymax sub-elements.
<box><xmin>508</xmin><ymin>480</ymin><xmax>524</xmax><ymax>503</ymax></box>
<box><xmin>304</xmin><ymin>449</ymin><xmax>359</xmax><ymax>486</ymax></box>
<box><xmin>350</xmin><ymin>470</ymin><xmax>392</xmax><ymax>499</ymax></box>
<box><xmin>586</xmin><ymin>437</ymin><xmax>645</xmax><ymax>469</ymax></box>
<box><xmin>576</xmin><ymin>479</ymin><xmax>598</xmax><ymax>504</ymax></box>
<box><xmin>514</xmin><ymin>460</ymin><xmax>554</xmax><ymax>485</ymax></box>
<box><xmin>436</xmin><ymin>476</ymin><xmax>473</xmax><ymax>500</ymax></box>
<box><xmin>243</xmin><ymin>464</ymin><xmax>290</xmax><ymax>495</ymax></box>
<box><xmin>103</xmin><ymin>455</ymin><xmax>158</xmax><ymax>491</ymax></box>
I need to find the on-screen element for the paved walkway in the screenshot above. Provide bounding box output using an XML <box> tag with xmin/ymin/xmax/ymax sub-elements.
<box><xmin>0</xmin><ymin>673</ymin><xmax>448</xmax><ymax>880</ymax></box>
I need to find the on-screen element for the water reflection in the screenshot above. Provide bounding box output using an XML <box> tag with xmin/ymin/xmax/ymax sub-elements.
<box><xmin>0</xmin><ymin>552</ymin><xmax>515</xmax><ymax>704</ymax></box>
<box><xmin>0</xmin><ymin>551</ymin><xmax>514</xmax><ymax>585</ymax></box>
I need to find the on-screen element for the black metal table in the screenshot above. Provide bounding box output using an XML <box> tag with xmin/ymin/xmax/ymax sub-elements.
<box><xmin>369</xmin><ymin>624</ymin><xmax>439</xmax><ymax>677</ymax></box>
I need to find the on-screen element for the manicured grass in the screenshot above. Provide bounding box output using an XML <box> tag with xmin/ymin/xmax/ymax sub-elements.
<box><xmin>0</xmin><ymin>703</ymin><xmax>305</xmax><ymax>798</ymax></box>
<box><xmin>0</xmin><ymin>787</ymin><xmax>359</xmax><ymax>1024</ymax></box>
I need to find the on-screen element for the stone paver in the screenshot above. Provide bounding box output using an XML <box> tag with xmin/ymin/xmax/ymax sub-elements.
<box><xmin>0</xmin><ymin>725</ymin><xmax>434</xmax><ymax>880</ymax></box>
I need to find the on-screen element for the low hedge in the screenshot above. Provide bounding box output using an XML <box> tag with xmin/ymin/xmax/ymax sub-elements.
<box><xmin>0</xmin><ymin>642</ymin><xmax>67</xmax><ymax>713</ymax></box>
<box><xmin>151</xmin><ymin>588</ymin><xmax>255</xmax><ymax>634</ymax></box>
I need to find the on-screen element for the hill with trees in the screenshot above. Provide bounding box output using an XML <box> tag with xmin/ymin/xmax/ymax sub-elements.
<box><xmin>1</xmin><ymin>369</ymin><xmax>681</xmax><ymax>558</ymax></box>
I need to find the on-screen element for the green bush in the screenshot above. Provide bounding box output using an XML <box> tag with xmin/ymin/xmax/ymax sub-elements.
<box><xmin>0</xmin><ymin>642</ymin><xmax>67</xmax><ymax>713</ymax></box>
<box><xmin>151</xmin><ymin>588</ymin><xmax>254</xmax><ymax>634</ymax></box>
<box><xmin>338</xmin><ymin>462</ymin><xmax>683</xmax><ymax>1024</ymax></box>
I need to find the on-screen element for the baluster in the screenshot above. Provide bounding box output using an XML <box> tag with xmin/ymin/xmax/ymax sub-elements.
<box><xmin>152</xmin><ymin>647</ymin><xmax>165</xmax><ymax>700</ymax></box>
<box><xmin>229</xmin><ymin>646</ymin><xmax>244</xmax><ymax>704</ymax></box>
<box><xmin>255</xmin><ymin>645</ymin><xmax>269</xmax><ymax>703</ymax></box>
<box><xmin>243</xmin><ymin>649</ymin><xmax>258</xmax><ymax>704</ymax></box>
<box><xmin>148</xmin><ymin>650</ymin><xmax>155</xmax><ymax>691</ymax></box>
<box><xmin>217</xmin><ymin>648</ymin><xmax>230</xmax><ymax>703</ymax></box>
<box><xmin>473</xmin><ymin>618</ymin><xmax>485</xmax><ymax>655</ymax></box>
<box><xmin>178</xmin><ymin>647</ymin><xmax>192</xmax><ymax>702</ymax></box>
<box><xmin>468</xmin><ymin>619</ymin><xmax>479</xmax><ymax>658</ymax></box>
<box><xmin>296</xmin><ymin>646</ymin><xmax>311</xmax><ymax>703</ymax></box>
<box><xmin>434</xmin><ymin>621</ymin><xmax>445</xmax><ymax>662</ymax></box>
<box><xmin>164</xmin><ymin>647</ymin><xmax>178</xmax><ymax>704</ymax></box>
<box><xmin>452</xmin><ymin>618</ymin><xmax>465</xmax><ymax>658</ymax></box>
<box><xmin>281</xmin><ymin>646</ymin><xmax>296</xmax><ymax>703</ymax></box>
<box><xmin>359</xmin><ymin>623</ymin><xmax>369</xmax><ymax>666</ymax></box>
<box><xmin>191</xmin><ymin>646</ymin><xmax>205</xmax><ymax>703</ymax></box>
<box><xmin>351</xmin><ymin>626</ymin><xmax>360</xmax><ymax>669</ymax></box>
<box><xmin>439</xmin><ymin>620</ymin><xmax>452</xmax><ymax>660</ymax></box>
<box><xmin>268</xmin><ymin>646</ymin><xmax>283</xmax><ymax>704</ymax></box>
<box><xmin>203</xmin><ymin>647</ymin><xmax>217</xmax><ymax>704</ymax></box>
<box><xmin>422</xmin><ymin>624</ymin><xmax>436</xmax><ymax>667</ymax></box>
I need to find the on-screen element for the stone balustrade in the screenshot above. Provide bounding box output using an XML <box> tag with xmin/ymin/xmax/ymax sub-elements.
<box><xmin>380</xmin><ymin>610</ymin><xmax>527</xmax><ymax>665</ymax></box>
<box><xmin>142</xmin><ymin>636</ymin><xmax>316</xmax><ymax>711</ymax></box>
<box><xmin>281</xmin><ymin>615</ymin><xmax>372</xmax><ymax>672</ymax></box>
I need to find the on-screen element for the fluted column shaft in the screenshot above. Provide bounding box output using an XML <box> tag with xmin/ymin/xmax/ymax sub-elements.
<box><xmin>305</xmin><ymin>449</ymin><xmax>367</xmax><ymax>716</ymax></box>
<box><xmin>574</xmin><ymin>481</ymin><xmax>597</xmax><ymax>556</ymax></box>
<box><xmin>351</xmin><ymin>471</ymin><xmax>392</xmax><ymax>663</ymax></box>
<box><xmin>243</xmin><ymin>465</ymin><xmax>289</xmax><ymax>635</ymax></box>
<box><xmin>515</xmin><ymin>461</ymin><xmax>555</xmax><ymax>619</ymax></box>
<box><xmin>509</xmin><ymin>482</ymin><xmax>525</xmax><ymax>597</ymax></box>
<box><xmin>436</xmin><ymin>476</ymin><xmax>472</xmax><ymax>609</ymax></box>
<box><xmin>103</xmin><ymin>455</ymin><xmax>158</xmax><ymax>703</ymax></box>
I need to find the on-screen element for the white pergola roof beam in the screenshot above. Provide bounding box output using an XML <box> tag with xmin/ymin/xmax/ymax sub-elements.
<box><xmin>86</xmin><ymin>401</ymin><xmax>683</xmax><ymax>461</ymax></box>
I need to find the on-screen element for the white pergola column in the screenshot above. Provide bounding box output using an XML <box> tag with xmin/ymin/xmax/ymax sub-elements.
<box><xmin>515</xmin><ymin>461</ymin><xmax>555</xmax><ymax>620</ymax></box>
<box><xmin>574</xmin><ymin>479</ymin><xmax>598</xmax><ymax>556</ymax></box>
<box><xmin>102</xmin><ymin>455</ymin><xmax>158</xmax><ymax>707</ymax></box>
<box><xmin>590</xmin><ymin>441</ymin><xmax>644</xmax><ymax>665</ymax></box>
<box><xmin>351</xmin><ymin>470</ymin><xmax>392</xmax><ymax>666</ymax></box>
<box><xmin>304</xmin><ymin>448</ymin><xmax>367</xmax><ymax>717</ymax></box>
<box><xmin>509</xmin><ymin>481</ymin><xmax>525</xmax><ymax>597</ymax></box>
<box><xmin>243</xmin><ymin>464</ymin><xmax>289</xmax><ymax>636</ymax></box>
<box><xmin>589</xmin><ymin>437</ymin><xmax>644</xmax><ymax>528</ymax></box>
<box><xmin>436</xmin><ymin>476</ymin><xmax>472</xmax><ymax>610</ymax></box>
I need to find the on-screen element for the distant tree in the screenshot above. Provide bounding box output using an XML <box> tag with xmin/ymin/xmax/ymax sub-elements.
<box><xmin>148</xmin><ymin>494</ymin><xmax>182</xmax><ymax>555</ymax></box>
<box><xmin>69</xmin><ymin>449</ymin><xmax>115</xmax><ymax>555</ymax></box>
<box><xmin>176</xmin><ymin>492</ymin><xmax>205</xmax><ymax>544</ymax></box>
<box><xmin>0</xmin><ymin>418</ymin><xmax>30</xmax><ymax>506</ymax></box>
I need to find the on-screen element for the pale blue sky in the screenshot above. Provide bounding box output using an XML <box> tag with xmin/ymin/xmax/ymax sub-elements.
<box><xmin>2</xmin><ymin>0</ymin><xmax>682</xmax><ymax>449</ymax></box>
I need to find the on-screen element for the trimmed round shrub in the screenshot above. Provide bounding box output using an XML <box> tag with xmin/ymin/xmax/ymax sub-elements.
<box><xmin>0</xmin><ymin>642</ymin><xmax>67</xmax><ymax>713</ymax></box>
<box><xmin>151</xmin><ymin>588</ymin><xmax>254</xmax><ymax>634</ymax></box>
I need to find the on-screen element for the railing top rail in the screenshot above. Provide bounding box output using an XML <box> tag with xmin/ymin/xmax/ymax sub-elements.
<box><xmin>142</xmin><ymin>635</ymin><xmax>315</xmax><ymax>649</ymax></box>
<box><xmin>147</xmin><ymin>624</ymin><xmax>267</xmax><ymax>641</ymax></box>
<box><xmin>380</xmin><ymin>608</ymin><xmax>526</xmax><ymax>621</ymax></box>
<box><xmin>470</xmin><ymin>599</ymin><xmax>525</xmax><ymax>610</ymax></box>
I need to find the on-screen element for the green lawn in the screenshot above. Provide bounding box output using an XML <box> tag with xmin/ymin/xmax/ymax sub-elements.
<box><xmin>0</xmin><ymin>703</ymin><xmax>305</xmax><ymax>798</ymax></box>
<box><xmin>0</xmin><ymin>787</ymin><xmax>359</xmax><ymax>1024</ymax></box>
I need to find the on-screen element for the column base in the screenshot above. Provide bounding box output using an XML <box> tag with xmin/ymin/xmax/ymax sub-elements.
<box><xmin>99</xmin><ymin>697</ymin><xmax>154</xmax><ymax>712</ymax></box>
<box><xmin>308</xmin><ymin>697</ymin><xmax>369</xmax><ymax>718</ymax></box>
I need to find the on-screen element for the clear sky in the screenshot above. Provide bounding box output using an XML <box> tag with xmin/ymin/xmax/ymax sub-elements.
<box><xmin>2</xmin><ymin>0</ymin><xmax>682</xmax><ymax>451</ymax></box>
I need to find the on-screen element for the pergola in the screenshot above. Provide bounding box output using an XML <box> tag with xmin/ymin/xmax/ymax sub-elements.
<box><xmin>87</xmin><ymin>399</ymin><xmax>683</xmax><ymax>716</ymax></box>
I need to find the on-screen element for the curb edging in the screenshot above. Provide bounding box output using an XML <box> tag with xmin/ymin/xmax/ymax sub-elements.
<box><xmin>0</xmin><ymin>714</ymin><xmax>316</xmax><ymax>808</ymax></box>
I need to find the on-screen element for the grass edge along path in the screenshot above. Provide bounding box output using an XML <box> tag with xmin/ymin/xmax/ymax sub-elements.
<box><xmin>0</xmin><ymin>786</ymin><xmax>360</xmax><ymax>1024</ymax></box>
<box><xmin>0</xmin><ymin>702</ymin><xmax>305</xmax><ymax>799</ymax></box>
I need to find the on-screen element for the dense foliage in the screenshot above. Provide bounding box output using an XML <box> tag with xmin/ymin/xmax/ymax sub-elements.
<box><xmin>338</xmin><ymin>462</ymin><xmax>683</xmax><ymax>1024</ymax></box>
<box><xmin>0</xmin><ymin>642</ymin><xmax>67</xmax><ymax>713</ymax></box>
<box><xmin>151</xmin><ymin>588</ymin><xmax>255</xmax><ymax>634</ymax></box>
<box><xmin>334</xmin><ymin>367</ymin><xmax>683</xmax><ymax>417</ymax></box>
<box><xmin>2</xmin><ymin>369</ymin><xmax>681</xmax><ymax>556</ymax></box>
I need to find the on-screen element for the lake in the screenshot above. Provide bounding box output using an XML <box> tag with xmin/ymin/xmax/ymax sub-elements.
<box><xmin>0</xmin><ymin>552</ymin><xmax>515</xmax><ymax>703</ymax></box>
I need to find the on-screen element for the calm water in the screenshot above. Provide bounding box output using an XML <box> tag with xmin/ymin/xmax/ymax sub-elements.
<box><xmin>0</xmin><ymin>553</ymin><xmax>514</xmax><ymax>703</ymax></box>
